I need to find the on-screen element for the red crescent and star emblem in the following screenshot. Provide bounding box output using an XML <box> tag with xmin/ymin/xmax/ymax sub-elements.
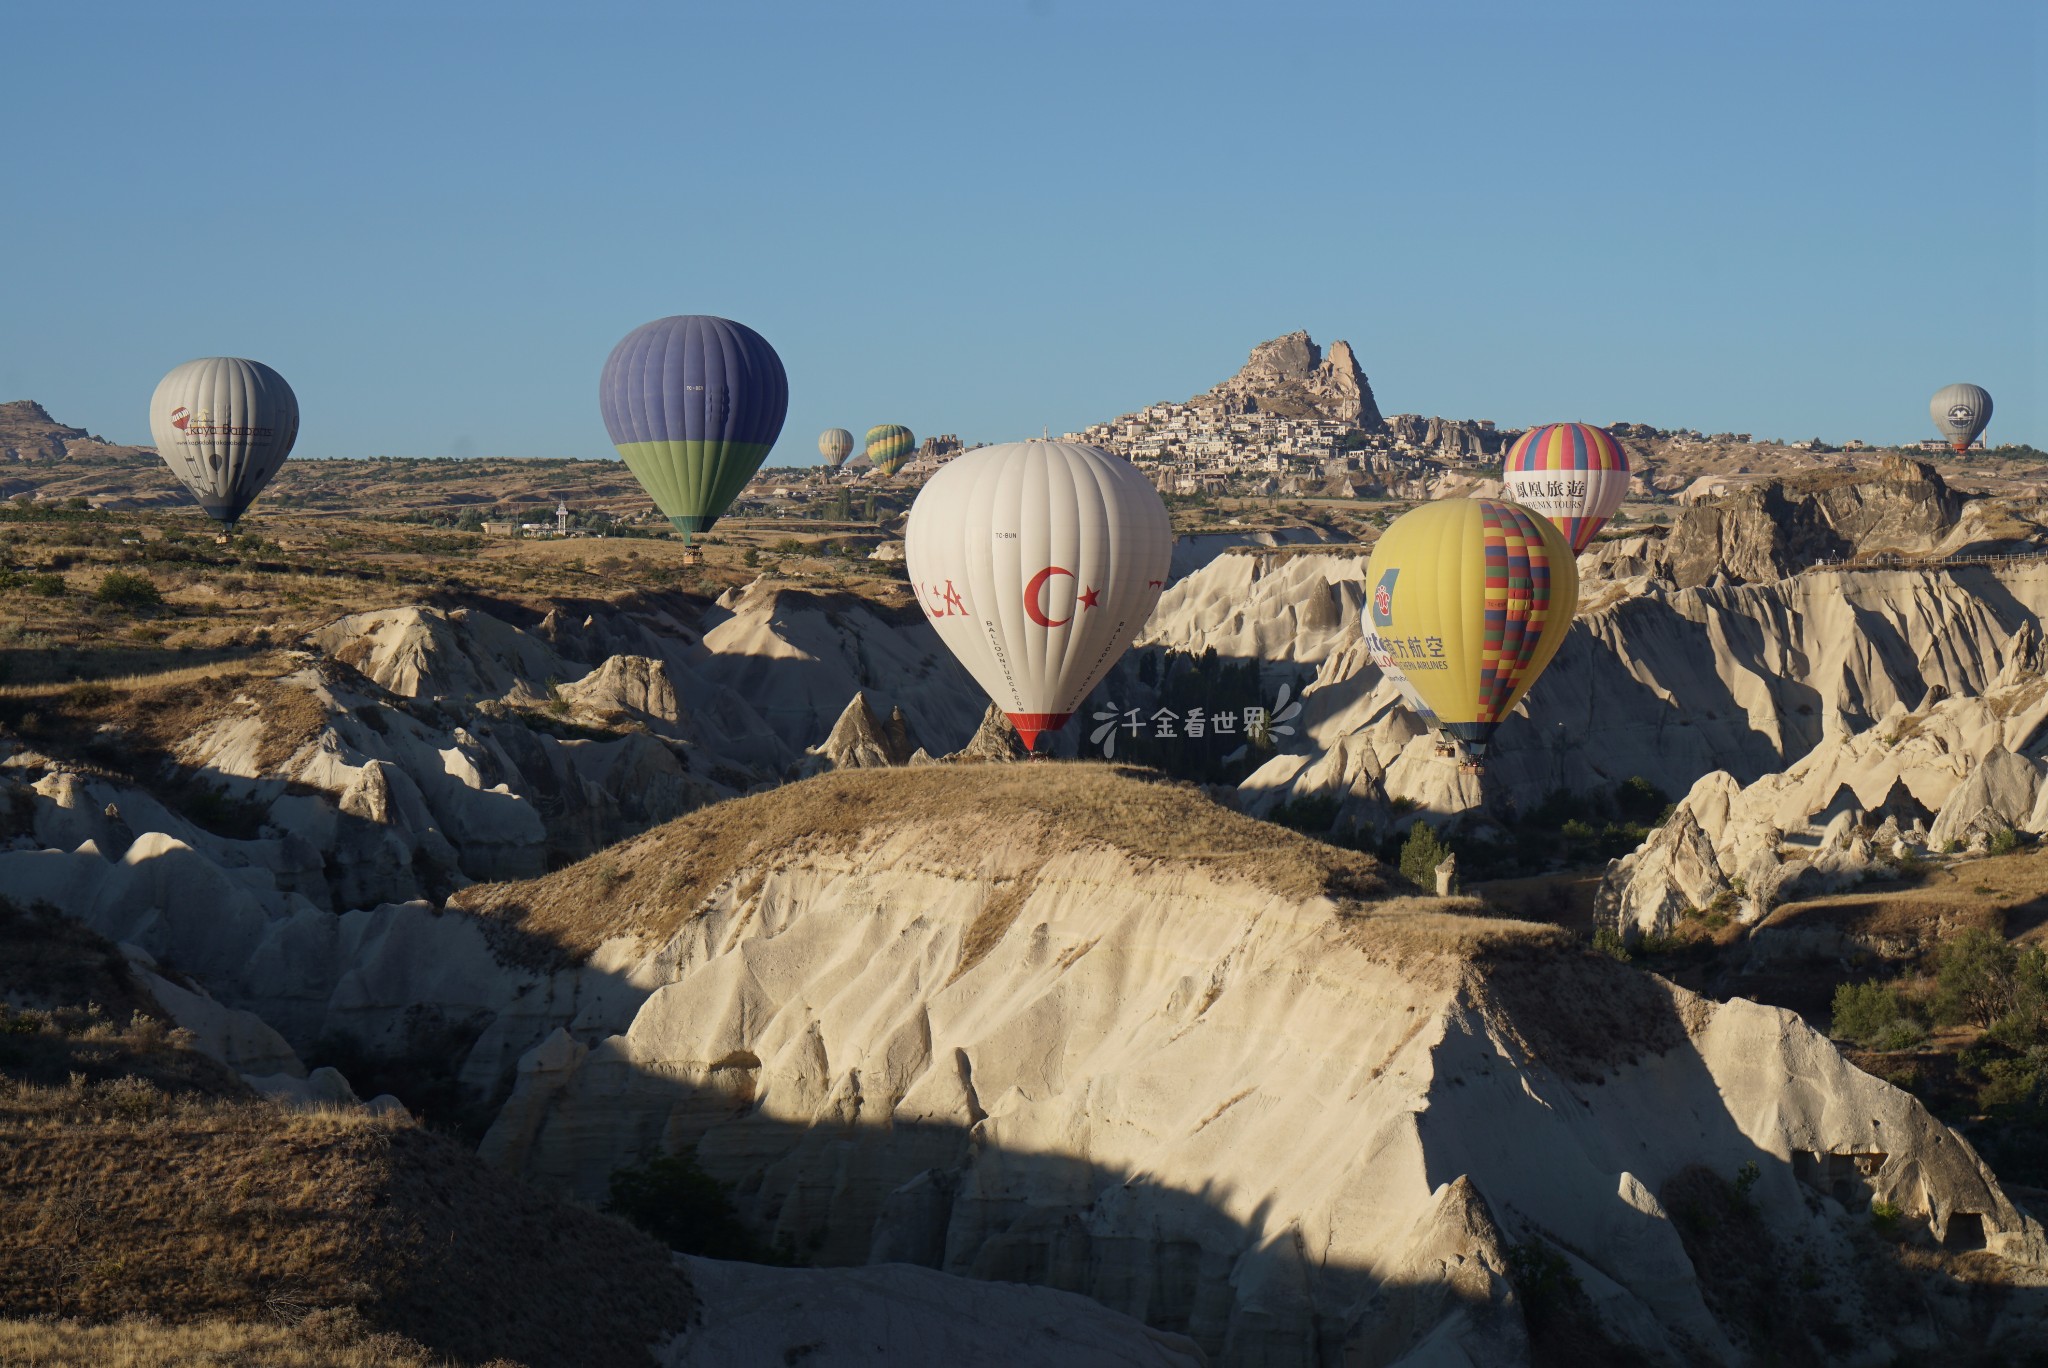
<box><xmin>170</xmin><ymin>406</ymin><xmax>190</xmax><ymax>431</ymax></box>
<box><xmin>1023</xmin><ymin>568</ymin><xmax>1102</xmax><ymax>626</ymax></box>
<box><xmin>1025</xmin><ymin>566</ymin><xmax>1073</xmax><ymax>627</ymax></box>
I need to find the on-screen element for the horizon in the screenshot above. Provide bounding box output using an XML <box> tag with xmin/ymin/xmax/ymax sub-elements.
<box><xmin>4</xmin><ymin>1</ymin><xmax>2041</xmax><ymax>459</ymax></box>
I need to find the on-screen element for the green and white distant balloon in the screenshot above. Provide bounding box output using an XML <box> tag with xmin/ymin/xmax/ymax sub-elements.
<box><xmin>148</xmin><ymin>357</ymin><xmax>300</xmax><ymax>528</ymax></box>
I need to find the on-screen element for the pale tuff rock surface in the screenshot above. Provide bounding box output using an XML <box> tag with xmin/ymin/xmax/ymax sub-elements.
<box><xmin>1167</xmin><ymin>526</ymin><xmax>1332</xmax><ymax>586</ymax></box>
<box><xmin>1599</xmin><ymin>661</ymin><xmax>2048</xmax><ymax>936</ymax></box>
<box><xmin>1151</xmin><ymin>548</ymin><xmax>2048</xmax><ymax>829</ymax></box>
<box><xmin>809</xmin><ymin>691</ymin><xmax>919</xmax><ymax>770</ymax></box>
<box><xmin>955</xmin><ymin>703</ymin><xmax>1029</xmax><ymax>761</ymax></box>
<box><xmin>662</xmin><ymin>1258</ymin><xmax>1205</xmax><ymax>1367</ymax></box>
<box><xmin>1202</xmin><ymin>331</ymin><xmax>1383</xmax><ymax>428</ymax></box>
<box><xmin>450</xmin><ymin>767</ymin><xmax>2044</xmax><ymax>1365</ymax></box>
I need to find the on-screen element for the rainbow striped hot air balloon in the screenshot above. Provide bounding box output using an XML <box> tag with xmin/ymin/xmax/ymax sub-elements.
<box><xmin>865</xmin><ymin>424</ymin><xmax>915</xmax><ymax>476</ymax></box>
<box><xmin>599</xmin><ymin>315</ymin><xmax>788</xmax><ymax>543</ymax></box>
<box><xmin>1500</xmin><ymin>423</ymin><xmax>1630</xmax><ymax>554</ymax></box>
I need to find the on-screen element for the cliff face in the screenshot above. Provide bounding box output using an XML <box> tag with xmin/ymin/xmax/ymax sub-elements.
<box><xmin>1204</xmin><ymin>331</ymin><xmax>1383</xmax><ymax>427</ymax></box>
<box><xmin>1665</xmin><ymin>456</ymin><xmax>1965</xmax><ymax>587</ymax></box>
<box><xmin>441</xmin><ymin>767</ymin><xmax>2043</xmax><ymax>1365</ymax></box>
<box><xmin>1146</xmin><ymin>549</ymin><xmax>2048</xmax><ymax>828</ymax></box>
<box><xmin>0</xmin><ymin>399</ymin><xmax>154</xmax><ymax>463</ymax></box>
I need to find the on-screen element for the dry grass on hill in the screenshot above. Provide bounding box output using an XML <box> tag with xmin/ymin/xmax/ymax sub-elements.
<box><xmin>0</xmin><ymin>1312</ymin><xmax>454</xmax><ymax>1368</ymax></box>
<box><xmin>0</xmin><ymin>900</ymin><xmax>695</xmax><ymax>1368</ymax></box>
<box><xmin>453</xmin><ymin>761</ymin><xmax>1395</xmax><ymax>968</ymax></box>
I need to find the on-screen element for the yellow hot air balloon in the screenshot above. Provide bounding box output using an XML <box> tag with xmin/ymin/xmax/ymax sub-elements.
<box><xmin>1363</xmin><ymin>499</ymin><xmax>1578</xmax><ymax>769</ymax></box>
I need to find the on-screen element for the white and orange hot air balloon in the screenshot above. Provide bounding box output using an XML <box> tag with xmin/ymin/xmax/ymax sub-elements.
<box><xmin>905</xmin><ymin>439</ymin><xmax>1172</xmax><ymax>751</ymax></box>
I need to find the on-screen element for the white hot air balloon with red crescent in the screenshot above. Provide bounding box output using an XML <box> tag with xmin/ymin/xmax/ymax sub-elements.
<box><xmin>905</xmin><ymin>439</ymin><xmax>1173</xmax><ymax>751</ymax></box>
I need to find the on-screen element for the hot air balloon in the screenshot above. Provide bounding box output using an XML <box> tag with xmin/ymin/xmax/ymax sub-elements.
<box><xmin>1363</xmin><ymin>499</ymin><xmax>1578</xmax><ymax>769</ymax></box>
<box><xmin>819</xmin><ymin>428</ymin><xmax>854</xmax><ymax>468</ymax></box>
<box><xmin>148</xmin><ymin>357</ymin><xmax>299</xmax><ymax>529</ymax></box>
<box><xmin>1929</xmin><ymin>384</ymin><xmax>1992</xmax><ymax>453</ymax></box>
<box><xmin>598</xmin><ymin>316</ymin><xmax>788</xmax><ymax>543</ymax></box>
<box><xmin>1500</xmin><ymin>423</ymin><xmax>1630</xmax><ymax>554</ymax></box>
<box><xmin>865</xmin><ymin>424</ymin><xmax>915</xmax><ymax>476</ymax></box>
<box><xmin>905</xmin><ymin>439</ymin><xmax>1172</xmax><ymax>751</ymax></box>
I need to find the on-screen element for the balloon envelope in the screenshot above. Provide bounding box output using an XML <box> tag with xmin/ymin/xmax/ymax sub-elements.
<box><xmin>1929</xmin><ymin>384</ymin><xmax>1992</xmax><ymax>452</ymax></box>
<box><xmin>1500</xmin><ymin>423</ymin><xmax>1629</xmax><ymax>554</ymax></box>
<box><xmin>598</xmin><ymin>316</ymin><xmax>788</xmax><ymax>541</ymax></box>
<box><xmin>148</xmin><ymin>357</ymin><xmax>299</xmax><ymax>527</ymax></box>
<box><xmin>819</xmin><ymin>428</ymin><xmax>854</xmax><ymax>467</ymax></box>
<box><xmin>865</xmin><ymin>424</ymin><xmax>915</xmax><ymax>476</ymax></box>
<box><xmin>905</xmin><ymin>440</ymin><xmax>1172</xmax><ymax>750</ymax></box>
<box><xmin>1363</xmin><ymin>499</ymin><xmax>1578</xmax><ymax>758</ymax></box>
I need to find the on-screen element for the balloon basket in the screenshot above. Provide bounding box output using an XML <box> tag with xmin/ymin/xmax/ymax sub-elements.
<box><xmin>680</xmin><ymin>547</ymin><xmax>703</xmax><ymax>567</ymax></box>
<box><xmin>1458</xmin><ymin>759</ymin><xmax>1485</xmax><ymax>776</ymax></box>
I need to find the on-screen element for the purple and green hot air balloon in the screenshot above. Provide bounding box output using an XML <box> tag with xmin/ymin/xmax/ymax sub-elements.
<box><xmin>599</xmin><ymin>315</ymin><xmax>789</xmax><ymax>543</ymax></box>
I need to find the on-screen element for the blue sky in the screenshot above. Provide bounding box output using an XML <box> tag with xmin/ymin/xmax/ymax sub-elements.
<box><xmin>4</xmin><ymin>1</ymin><xmax>2040</xmax><ymax>460</ymax></box>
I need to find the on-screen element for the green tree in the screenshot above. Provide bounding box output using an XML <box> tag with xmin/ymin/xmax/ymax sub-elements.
<box><xmin>1400</xmin><ymin>821</ymin><xmax>1452</xmax><ymax>891</ymax></box>
<box><xmin>1934</xmin><ymin>929</ymin><xmax>2024</xmax><ymax>1028</ymax></box>
<box><xmin>92</xmin><ymin>570</ymin><xmax>162</xmax><ymax>610</ymax></box>
<box><xmin>1830</xmin><ymin>981</ymin><xmax>1924</xmax><ymax>1050</ymax></box>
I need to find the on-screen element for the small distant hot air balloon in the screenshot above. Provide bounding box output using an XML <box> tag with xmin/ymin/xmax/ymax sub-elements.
<box><xmin>905</xmin><ymin>440</ymin><xmax>1172</xmax><ymax>751</ymax></box>
<box><xmin>819</xmin><ymin>428</ymin><xmax>854</xmax><ymax>468</ymax></box>
<box><xmin>1929</xmin><ymin>384</ymin><xmax>1992</xmax><ymax>453</ymax></box>
<box><xmin>1501</xmin><ymin>423</ymin><xmax>1630</xmax><ymax>554</ymax></box>
<box><xmin>148</xmin><ymin>357</ymin><xmax>300</xmax><ymax>529</ymax></box>
<box><xmin>865</xmin><ymin>424</ymin><xmax>915</xmax><ymax>476</ymax></box>
<box><xmin>1363</xmin><ymin>499</ymin><xmax>1578</xmax><ymax>769</ymax></box>
<box><xmin>598</xmin><ymin>315</ymin><xmax>788</xmax><ymax>543</ymax></box>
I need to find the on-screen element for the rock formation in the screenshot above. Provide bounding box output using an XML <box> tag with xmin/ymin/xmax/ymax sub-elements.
<box><xmin>1146</xmin><ymin>547</ymin><xmax>2048</xmax><ymax>831</ymax></box>
<box><xmin>1665</xmin><ymin>456</ymin><xmax>1964</xmax><ymax>587</ymax></box>
<box><xmin>1203</xmin><ymin>331</ymin><xmax>1383</xmax><ymax>427</ymax></box>
<box><xmin>1383</xmin><ymin>413</ymin><xmax>1512</xmax><ymax>459</ymax></box>
<box><xmin>954</xmin><ymin>703</ymin><xmax>1028</xmax><ymax>761</ymax></box>
<box><xmin>433</xmin><ymin>767</ymin><xmax>2046</xmax><ymax>1364</ymax></box>
<box><xmin>0</xmin><ymin>399</ymin><xmax>154</xmax><ymax>463</ymax></box>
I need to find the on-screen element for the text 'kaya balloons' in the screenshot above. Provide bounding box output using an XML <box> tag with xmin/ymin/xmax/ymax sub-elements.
<box><xmin>148</xmin><ymin>357</ymin><xmax>300</xmax><ymax>529</ymax></box>
<box><xmin>819</xmin><ymin>428</ymin><xmax>855</xmax><ymax>468</ymax></box>
<box><xmin>1500</xmin><ymin>423</ymin><xmax>1629</xmax><ymax>554</ymax></box>
<box><xmin>1364</xmin><ymin>499</ymin><xmax>1578</xmax><ymax>765</ymax></box>
<box><xmin>599</xmin><ymin>316</ymin><xmax>789</xmax><ymax>543</ymax></box>
<box><xmin>905</xmin><ymin>440</ymin><xmax>1173</xmax><ymax>751</ymax></box>
<box><xmin>1929</xmin><ymin>384</ymin><xmax>1993</xmax><ymax>453</ymax></box>
<box><xmin>865</xmin><ymin>424</ymin><xmax>915</xmax><ymax>476</ymax></box>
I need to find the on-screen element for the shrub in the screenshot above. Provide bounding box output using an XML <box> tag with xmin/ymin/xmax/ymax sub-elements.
<box><xmin>1591</xmin><ymin>927</ymin><xmax>1632</xmax><ymax>962</ymax></box>
<box><xmin>1830</xmin><ymin>980</ymin><xmax>1924</xmax><ymax>1049</ymax></box>
<box><xmin>603</xmin><ymin>1151</ymin><xmax>782</xmax><ymax>1262</ymax></box>
<box><xmin>1933</xmin><ymin>929</ymin><xmax>2026</xmax><ymax>1029</ymax></box>
<box><xmin>1869</xmin><ymin>1198</ymin><xmax>1903</xmax><ymax>1232</ymax></box>
<box><xmin>1399</xmin><ymin>821</ymin><xmax>1452</xmax><ymax>891</ymax></box>
<box><xmin>92</xmin><ymin>570</ymin><xmax>162</xmax><ymax>609</ymax></box>
<box><xmin>1990</xmin><ymin>827</ymin><xmax>2022</xmax><ymax>856</ymax></box>
<box><xmin>25</xmin><ymin>572</ymin><xmax>66</xmax><ymax>596</ymax></box>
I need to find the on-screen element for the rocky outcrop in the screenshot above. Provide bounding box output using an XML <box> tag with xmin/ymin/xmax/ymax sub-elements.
<box><xmin>1597</xmin><ymin>661</ymin><xmax>2048</xmax><ymax>934</ymax></box>
<box><xmin>954</xmin><ymin>704</ymin><xmax>1028</xmax><ymax>761</ymax></box>
<box><xmin>457</xmin><ymin>767</ymin><xmax>2046</xmax><ymax>1364</ymax></box>
<box><xmin>0</xmin><ymin>399</ymin><xmax>154</xmax><ymax>463</ymax></box>
<box><xmin>1383</xmin><ymin>413</ymin><xmax>1512</xmax><ymax>460</ymax></box>
<box><xmin>1205</xmin><ymin>331</ymin><xmax>1382</xmax><ymax>427</ymax></box>
<box><xmin>1665</xmin><ymin>457</ymin><xmax>1965</xmax><ymax>588</ymax></box>
<box><xmin>810</xmin><ymin>691</ymin><xmax>918</xmax><ymax>770</ymax></box>
<box><xmin>1147</xmin><ymin>550</ymin><xmax>2048</xmax><ymax>828</ymax></box>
